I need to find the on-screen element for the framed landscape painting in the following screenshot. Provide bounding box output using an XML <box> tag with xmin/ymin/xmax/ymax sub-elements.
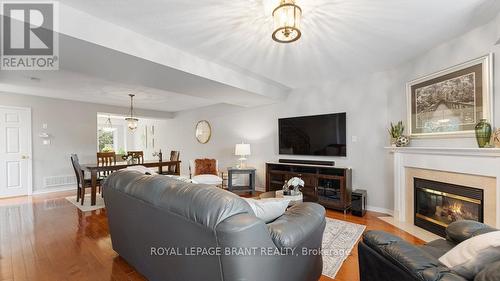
<box><xmin>406</xmin><ymin>54</ymin><xmax>493</xmax><ymax>138</ymax></box>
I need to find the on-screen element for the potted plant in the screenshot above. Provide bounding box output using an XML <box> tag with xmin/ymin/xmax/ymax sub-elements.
<box><xmin>287</xmin><ymin>177</ymin><xmax>305</xmax><ymax>196</ymax></box>
<box><xmin>388</xmin><ymin>121</ymin><xmax>404</xmax><ymax>147</ymax></box>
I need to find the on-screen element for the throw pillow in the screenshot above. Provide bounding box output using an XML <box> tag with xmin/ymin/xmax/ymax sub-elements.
<box><xmin>243</xmin><ymin>198</ymin><xmax>290</xmax><ymax>223</ymax></box>
<box><xmin>439</xmin><ymin>230</ymin><xmax>500</xmax><ymax>279</ymax></box>
<box><xmin>164</xmin><ymin>175</ymin><xmax>198</xmax><ymax>184</ymax></box>
<box><xmin>194</xmin><ymin>159</ymin><xmax>217</xmax><ymax>176</ymax></box>
<box><xmin>124</xmin><ymin>165</ymin><xmax>157</xmax><ymax>175</ymax></box>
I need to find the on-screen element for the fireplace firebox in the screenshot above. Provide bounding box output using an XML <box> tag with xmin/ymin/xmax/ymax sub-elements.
<box><xmin>414</xmin><ymin>178</ymin><xmax>483</xmax><ymax>237</ymax></box>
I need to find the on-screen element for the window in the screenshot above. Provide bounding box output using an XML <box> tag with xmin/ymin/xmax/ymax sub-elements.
<box><xmin>98</xmin><ymin>129</ymin><xmax>117</xmax><ymax>152</ymax></box>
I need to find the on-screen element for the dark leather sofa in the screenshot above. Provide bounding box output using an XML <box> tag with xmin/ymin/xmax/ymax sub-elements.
<box><xmin>358</xmin><ymin>220</ymin><xmax>499</xmax><ymax>281</ymax></box>
<box><xmin>103</xmin><ymin>170</ymin><xmax>326</xmax><ymax>281</ymax></box>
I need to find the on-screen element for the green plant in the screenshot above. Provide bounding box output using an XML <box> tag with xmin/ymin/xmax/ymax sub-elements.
<box><xmin>388</xmin><ymin>121</ymin><xmax>405</xmax><ymax>138</ymax></box>
<box><xmin>101</xmin><ymin>145</ymin><xmax>114</xmax><ymax>153</ymax></box>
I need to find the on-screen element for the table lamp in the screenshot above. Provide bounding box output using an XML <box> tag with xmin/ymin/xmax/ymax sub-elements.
<box><xmin>235</xmin><ymin>143</ymin><xmax>251</xmax><ymax>168</ymax></box>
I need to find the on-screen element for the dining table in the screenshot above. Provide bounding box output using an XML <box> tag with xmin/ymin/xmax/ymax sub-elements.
<box><xmin>82</xmin><ymin>160</ymin><xmax>181</xmax><ymax>206</ymax></box>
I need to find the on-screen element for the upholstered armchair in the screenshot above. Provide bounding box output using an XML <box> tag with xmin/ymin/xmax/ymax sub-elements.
<box><xmin>189</xmin><ymin>158</ymin><xmax>223</xmax><ymax>186</ymax></box>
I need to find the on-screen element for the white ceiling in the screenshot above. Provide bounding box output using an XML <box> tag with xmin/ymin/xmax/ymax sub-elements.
<box><xmin>61</xmin><ymin>0</ymin><xmax>500</xmax><ymax>88</ymax></box>
<box><xmin>2</xmin><ymin>0</ymin><xmax>500</xmax><ymax>112</ymax></box>
<box><xmin>0</xmin><ymin>34</ymin><xmax>279</xmax><ymax>112</ymax></box>
<box><xmin>0</xmin><ymin>70</ymin><xmax>215</xmax><ymax>112</ymax></box>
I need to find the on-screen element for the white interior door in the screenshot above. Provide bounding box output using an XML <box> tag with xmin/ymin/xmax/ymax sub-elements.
<box><xmin>0</xmin><ymin>106</ymin><xmax>32</xmax><ymax>197</ymax></box>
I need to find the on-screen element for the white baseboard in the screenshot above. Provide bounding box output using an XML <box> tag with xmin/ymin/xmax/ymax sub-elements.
<box><xmin>366</xmin><ymin>205</ymin><xmax>394</xmax><ymax>216</ymax></box>
<box><xmin>33</xmin><ymin>185</ymin><xmax>75</xmax><ymax>195</ymax></box>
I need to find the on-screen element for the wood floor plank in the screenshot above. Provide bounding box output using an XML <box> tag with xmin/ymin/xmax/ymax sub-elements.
<box><xmin>0</xmin><ymin>191</ymin><xmax>423</xmax><ymax>281</ymax></box>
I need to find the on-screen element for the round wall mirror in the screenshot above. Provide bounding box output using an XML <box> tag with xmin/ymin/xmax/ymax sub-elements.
<box><xmin>195</xmin><ymin>120</ymin><xmax>212</xmax><ymax>144</ymax></box>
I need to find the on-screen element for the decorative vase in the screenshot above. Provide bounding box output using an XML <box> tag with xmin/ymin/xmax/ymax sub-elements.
<box><xmin>283</xmin><ymin>181</ymin><xmax>290</xmax><ymax>196</ymax></box>
<box><xmin>292</xmin><ymin>185</ymin><xmax>301</xmax><ymax>196</ymax></box>
<box><xmin>475</xmin><ymin>119</ymin><xmax>492</xmax><ymax>148</ymax></box>
<box><xmin>390</xmin><ymin>137</ymin><xmax>397</xmax><ymax>147</ymax></box>
<box><xmin>395</xmin><ymin>135</ymin><xmax>410</xmax><ymax>147</ymax></box>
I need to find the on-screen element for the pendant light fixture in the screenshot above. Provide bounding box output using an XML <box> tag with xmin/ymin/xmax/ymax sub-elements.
<box><xmin>125</xmin><ymin>94</ymin><xmax>139</xmax><ymax>132</ymax></box>
<box><xmin>272</xmin><ymin>0</ymin><xmax>302</xmax><ymax>43</ymax></box>
<box><xmin>102</xmin><ymin>115</ymin><xmax>115</xmax><ymax>132</ymax></box>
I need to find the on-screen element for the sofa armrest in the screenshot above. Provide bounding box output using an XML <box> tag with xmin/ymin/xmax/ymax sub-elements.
<box><xmin>445</xmin><ymin>220</ymin><xmax>497</xmax><ymax>244</ymax></box>
<box><xmin>363</xmin><ymin>231</ymin><xmax>443</xmax><ymax>279</ymax></box>
<box><xmin>267</xmin><ymin>203</ymin><xmax>326</xmax><ymax>248</ymax></box>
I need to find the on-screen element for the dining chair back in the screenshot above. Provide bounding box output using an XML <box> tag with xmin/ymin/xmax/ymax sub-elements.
<box><xmin>97</xmin><ymin>152</ymin><xmax>116</xmax><ymax>177</ymax></box>
<box><xmin>169</xmin><ymin>151</ymin><xmax>180</xmax><ymax>173</ymax></box>
<box><xmin>127</xmin><ymin>151</ymin><xmax>144</xmax><ymax>164</ymax></box>
<box><xmin>70</xmin><ymin>154</ymin><xmax>86</xmax><ymax>203</ymax></box>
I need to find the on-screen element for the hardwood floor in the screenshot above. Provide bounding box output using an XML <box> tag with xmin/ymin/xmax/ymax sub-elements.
<box><xmin>0</xmin><ymin>191</ymin><xmax>424</xmax><ymax>281</ymax></box>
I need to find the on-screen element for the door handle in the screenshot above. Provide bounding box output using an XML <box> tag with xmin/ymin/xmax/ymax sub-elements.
<box><xmin>21</xmin><ymin>155</ymin><xmax>29</xmax><ymax>159</ymax></box>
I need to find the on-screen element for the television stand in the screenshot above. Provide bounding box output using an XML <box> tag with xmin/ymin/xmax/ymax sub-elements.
<box><xmin>265</xmin><ymin>162</ymin><xmax>352</xmax><ymax>213</ymax></box>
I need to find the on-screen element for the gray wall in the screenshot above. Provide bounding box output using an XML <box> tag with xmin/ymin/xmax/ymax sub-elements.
<box><xmin>0</xmin><ymin>92</ymin><xmax>171</xmax><ymax>193</ymax></box>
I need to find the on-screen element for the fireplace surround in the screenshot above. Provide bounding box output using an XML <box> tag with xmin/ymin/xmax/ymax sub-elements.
<box><xmin>414</xmin><ymin>178</ymin><xmax>483</xmax><ymax>237</ymax></box>
<box><xmin>387</xmin><ymin>147</ymin><xmax>500</xmax><ymax>241</ymax></box>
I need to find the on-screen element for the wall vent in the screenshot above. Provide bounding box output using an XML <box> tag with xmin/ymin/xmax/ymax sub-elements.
<box><xmin>43</xmin><ymin>175</ymin><xmax>76</xmax><ymax>188</ymax></box>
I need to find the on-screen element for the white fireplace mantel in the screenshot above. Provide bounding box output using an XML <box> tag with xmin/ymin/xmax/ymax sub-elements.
<box><xmin>386</xmin><ymin>146</ymin><xmax>500</xmax><ymax>157</ymax></box>
<box><xmin>387</xmin><ymin>146</ymin><xmax>500</xmax><ymax>229</ymax></box>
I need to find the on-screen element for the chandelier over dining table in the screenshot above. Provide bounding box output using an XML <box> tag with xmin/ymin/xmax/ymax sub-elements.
<box><xmin>125</xmin><ymin>94</ymin><xmax>139</xmax><ymax>132</ymax></box>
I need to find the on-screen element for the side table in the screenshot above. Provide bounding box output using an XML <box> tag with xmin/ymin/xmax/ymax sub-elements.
<box><xmin>227</xmin><ymin>167</ymin><xmax>256</xmax><ymax>193</ymax></box>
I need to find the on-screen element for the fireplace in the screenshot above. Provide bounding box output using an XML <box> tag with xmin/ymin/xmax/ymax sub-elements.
<box><xmin>414</xmin><ymin>178</ymin><xmax>484</xmax><ymax>237</ymax></box>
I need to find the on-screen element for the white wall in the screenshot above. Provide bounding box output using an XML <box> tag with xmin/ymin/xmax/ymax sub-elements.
<box><xmin>163</xmin><ymin>12</ymin><xmax>500</xmax><ymax>213</ymax></box>
<box><xmin>163</xmin><ymin>71</ymin><xmax>393</xmax><ymax>213</ymax></box>
<box><xmin>0</xmin><ymin>92</ymin><xmax>171</xmax><ymax>193</ymax></box>
<box><xmin>386</xmin><ymin>12</ymin><xmax>500</xmax><ymax>147</ymax></box>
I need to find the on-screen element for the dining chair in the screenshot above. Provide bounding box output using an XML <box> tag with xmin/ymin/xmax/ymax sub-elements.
<box><xmin>71</xmin><ymin>154</ymin><xmax>101</xmax><ymax>205</ymax></box>
<box><xmin>168</xmin><ymin>150</ymin><xmax>180</xmax><ymax>174</ymax></box>
<box><xmin>127</xmin><ymin>151</ymin><xmax>144</xmax><ymax>164</ymax></box>
<box><xmin>97</xmin><ymin>152</ymin><xmax>116</xmax><ymax>178</ymax></box>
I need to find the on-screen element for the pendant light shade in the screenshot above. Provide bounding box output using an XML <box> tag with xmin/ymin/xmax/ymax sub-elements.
<box><xmin>125</xmin><ymin>94</ymin><xmax>139</xmax><ymax>132</ymax></box>
<box><xmin>102</xmin><ymin>115</ymin><xmax>115</xmax><ymax>132</ymax></box>
<box><xmin>272</xmin><ymin>0</ymin><xmax>302</xmax><ymax>43</ymax></box>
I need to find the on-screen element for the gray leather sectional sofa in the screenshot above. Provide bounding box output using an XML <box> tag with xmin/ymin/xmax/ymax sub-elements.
<box><xmin>103</xmin><ymin>170</ymin><xmax>326</xmax><ymax>281</ymax></box>
<box><xmin>358</xmin><ymin>220</ymin><xmax>499</xmax><ymax>281</ymax></box>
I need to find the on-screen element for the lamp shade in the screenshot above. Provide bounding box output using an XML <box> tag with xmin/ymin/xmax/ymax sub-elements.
<box><xmin>235</xmin><ymin>143</ymin><xmax>251</xmax><ymax>156</ymax></box>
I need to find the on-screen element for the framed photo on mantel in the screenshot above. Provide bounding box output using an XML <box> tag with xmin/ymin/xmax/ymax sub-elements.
<box><xmin>406</xmin><ymin>54</ymin><xmax>493</xmax><ymax>138</ymax></box>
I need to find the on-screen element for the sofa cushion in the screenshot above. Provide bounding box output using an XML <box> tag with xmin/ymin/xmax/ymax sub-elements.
<box><xmin>194</xmin><ymin>158</ymin><xmax>217</xmax><ymax>175</ymax></box>
<box><xmin>439</xmin><ymin>231</ymin><xmax>500</xmax><ymax>280</ymax></box>
<box><xmin>474</xmin><ymin>260</ymin><xmax>500</xmax><ymax>281</ymax></box>
<box><xmin>192</xmin><ymin>174</ymin><xmax>222</xmax><ymax>185</ymax></box>
<box><xmin>243</xmin><ymin>198</ymin><xmax>289</xmax><ymax>223</ymax></box>
<box><xmin>446</xmin><ymin>220</ymin><xmax>497</xmax><ymax>244</ymax></box>
<box><xmin>104</xmin><ymin>170</ymin><xmax>253</xmax><ymax>230</ymax></box>
<box><xmin>420</xmin><ymin>239</ymin><xmax>456</xmax><ymax>259</ymax></box>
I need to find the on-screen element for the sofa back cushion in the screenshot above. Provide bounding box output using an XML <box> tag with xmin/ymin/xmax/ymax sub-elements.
<box><xmin>194</xmin><ymin>159</ymin><xmax>218</xmax><ymax>176</ymax></box>
<box><xmin>439</xmin><ymin>231</ymin><xmax>500</xmax><ymax>280</ymax></box>
<box><xmin>104</xmin><ymin>170</ymin><xmax>252</xmax><ymax>230</ymax></box>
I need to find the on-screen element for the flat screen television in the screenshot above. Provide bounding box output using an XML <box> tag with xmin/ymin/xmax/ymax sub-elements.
<box><xmin>279</xmin><ymin>113</ymin><xmax>346</xmax><ymax>156</ymax></box>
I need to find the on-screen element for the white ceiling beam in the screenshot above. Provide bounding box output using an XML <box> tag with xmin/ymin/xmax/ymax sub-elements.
<box><xmin>57</xmin><ymin>4</ymin><xmax>290</xmax><ymax>102</ymax></box>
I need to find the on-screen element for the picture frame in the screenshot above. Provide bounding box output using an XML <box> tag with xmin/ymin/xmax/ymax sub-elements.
<box><xmin>406</xmin><ymin>54</ymin><xmax>493</xmax><ymax>138</ymax></box>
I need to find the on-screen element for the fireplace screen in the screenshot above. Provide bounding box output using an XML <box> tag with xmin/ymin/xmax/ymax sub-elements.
<box><xmin>414</xmin><ymin>178</ymin><xmax>483</xmax><ymax>237</ymax></box>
